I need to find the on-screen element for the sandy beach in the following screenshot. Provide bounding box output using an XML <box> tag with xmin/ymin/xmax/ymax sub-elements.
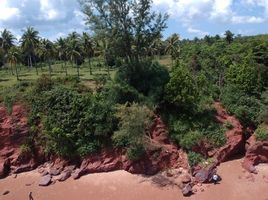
<box><xmin>1</xmin><ymin>159</ymin><xmax>268</xmax><ymax>200</ymax></box>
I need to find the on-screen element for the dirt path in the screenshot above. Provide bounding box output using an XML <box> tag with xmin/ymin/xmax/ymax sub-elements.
<box><xmin>1</xmin><ymin>159</ymin><xmax>268</xmax><ymax>200</ymax></box>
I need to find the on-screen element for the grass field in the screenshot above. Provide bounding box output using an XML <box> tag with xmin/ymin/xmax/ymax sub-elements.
<box><xmin>0</xmin><ymin>56</ymin><xmax>172</xmax><ymax>90</ymax></box>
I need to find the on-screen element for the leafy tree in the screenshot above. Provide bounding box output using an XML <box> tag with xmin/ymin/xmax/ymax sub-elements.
<box><xmin>80</xmin><ymin>0</ymin><xmax>168</xmax><ymax>62</ymax></box>
<box><xmin>224</xmin><ymin>30</ymin><xmax>234</xmax><ymax>44</ymax></box>
<box><xmin>165</xmin><ymin>65</ymin><xmax>199</xmax><ymax>109</ymax></box>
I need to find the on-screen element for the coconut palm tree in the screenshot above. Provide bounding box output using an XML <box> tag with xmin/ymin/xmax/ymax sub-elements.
<box><xmin>7</xmin><ymin>46</ymin><xmax>20</xmax><ymax>80</ymax></box>
<box><xmin>56</xmin><ymin>37</ymin><xmax>68</xmax><ymax>76</ymax></box>
<box><xmin>20</xmin><ymin>27</ymin><xmax>40</xmax><ymax>74</ymax></box>
<box><xmin>82</xmin><ymin>32</ymin><xmax>94</xmax><ymax>75</ymax></box>
<box><xmin>0</xmin><ymin>29</ymin><xmax>16</xmax><ymax>68</ymax></box>
<box><xmin>67</xmin><ymin>37</ymin><xmax>82</xmax><ymax>80</ymax></box>
<box><xmin>165</xmin><ymin>33</ymin><xmax>180</xmax><ymax>65</ymax></box>
<box><xmin>38</xmin><ymin>39</ymin><xmax>54</xmax><ymax>77</ymax></box>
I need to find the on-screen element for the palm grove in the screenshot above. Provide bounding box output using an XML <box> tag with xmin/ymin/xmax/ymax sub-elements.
<box><xmin>0</xmin><ymin>0</ymin><xmax>268</xmax><ymax>166</ymax></box>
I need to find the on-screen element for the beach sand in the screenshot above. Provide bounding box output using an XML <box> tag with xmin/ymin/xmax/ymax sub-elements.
<box><xmin>1</xmin><ymin>159</ymin><xmax>268</xmax><ymax>200</ymax></box>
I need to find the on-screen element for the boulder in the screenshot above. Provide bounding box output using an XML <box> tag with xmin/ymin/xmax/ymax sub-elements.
<box><xmin>49</xmin><ymin>168</ymin><xmax>61</xmax><ymax>176</ymax></box>
<box><xmin>14</xmin><ymin>164</ymin><xmax>32</xmax><ymax>174</ymax></box>
<box><xmin>39</xmin><ymin>175</ymin><xmax>52</xmax><ymax>186</ymax></box>
<box><xmin>0</xmin><ymin>160</ymin><xmax>10</xmax><ymax>179</ymax></box>
<box><xmin>194</xmin><ymin>167</ymin><xmax>217</xmax><ymax>183</ymax></box>
<box><xmin>181</xmin><ymin>183</ymin><xmax>192</xmax><ymax>196</ymax></box>
<box><xmin>243</xmin><ymin>134</ymin><xmax>268</xmax><ymax>173</ymax></box>
<box><xmin>58</xmin><ymin>170</ymin><xmax>72</xmax><ymax>182</ymax></box>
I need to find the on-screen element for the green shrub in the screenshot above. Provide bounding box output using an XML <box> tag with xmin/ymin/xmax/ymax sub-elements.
<box><xmin>112</xmin><ymin>103</ymin><xmax>153</xmax><ymax>157</ymax></box>
<box><xmin>179</xmin><ymin>131</ymin><xmax>202</xmax><ymax>150</ymax></box>
<box><xmin>127</xmin><ymin>144</ymin><xmax>146</xmax><ymax>161</ymax></box>
<box><xmin>3</xmin><ymin>95</ymin><xmax>15</xmax><ymax>114</ymax></box>
<box><xmin>165</xmin><ymin>65</ymin><xmax>199</xmax><ymax>110</ymax></box>
<box><xmin>224</xmin><ymin>121</ymin><xmax>234</xmax><ymax>129</ymax></box>
<box><xmin>104</xmin><ymin>83</ymin><xmax>144</xmax><ymax>104</ymax></box>
<box><xmin>20</xmin><ymin>144</ymin><xmax>31</xmax><ymax>155</ymax></box>
<box><xmin>115</xmin><ymin>60</ymin><xmax>169</xmax><ymax>102</ymax></box>
<box><xmin>169</xmin><ymin>111</ymin><xmax>226</xmax><ymax>149</ymax></box>
<box><xmin>222</xmin><ymin>85</ymin><xmax>262</xmax><ymax>126</ymax></box>
<box><xmin>29</xmin><ymin>85</ymin><xmax>116</xmax><ymax>158</ymax></box>
<box><xmin>255</xmin><ymin>125</ymin><xmax>268</xmax><ymax>141</ymax></box>
<box><xmin>34</xmin><ymin>74</ymin><xmax>53</xmax><ymax>93</ymax></box>
<box><xmin>188</xmin><ymin>151</ymin><xmax>204</xmax><ymax>167</ymax></box>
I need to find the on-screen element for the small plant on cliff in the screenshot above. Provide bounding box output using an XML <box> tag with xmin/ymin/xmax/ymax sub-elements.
<box><xmin>224</xmin><ymin>121</ymin><xmax>234</xmax><ymax>129</ymax></box>
<box><xmin>188</xmin><ymin>151</ymin><xmax>204</xmax><ymax>167</ymax></box>
<box><xmin>127</xmin><ymin>144</ymin><xmax>146</xmax><ymax>161</ymax></box>
<box><xmin>255</xmin><ymin>125</ymin><xmax>268</xmax><ymax>141</ymax></box>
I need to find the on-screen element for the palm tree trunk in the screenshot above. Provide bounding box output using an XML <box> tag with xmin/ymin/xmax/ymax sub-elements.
<box><xmin>29</xmin><ymin>55</ymin><xmax>33</xmax><ymax>68</ymax></box>
<box><xmin>48</xmin><ymin>60</ymin><xmax>52</xmax><ymax>77</ymax></box>
<box><xmin>27</xmin><ymin>57</ymin><xmax>30</xmax><ymax>71</ymax></box>
<box><xmin>65</xmin><ymin>61</ymin><xmax>68</xmax><ymax>76</ymax></box>
<box><xmin>76</xmin><ymin>62</ymin><xmax>80</xmax><ymax>80</ymax></box>
<box><xmin>89</xmin><ymin>59</ymin><xmax>92</xmax><ymax>75</ymax></box>
<box><xmin>10</xmin><ymin>63</ymin><xmax>14</xmax><ymax>75</ymax></box>
<box><xmin>15</xmin><ymin>63</ymin><xmax>19</xmax><ymax>81</ymax></box>
<box><xmin>107</xmin><ymin>65</ymin><xmax>110</xmax><ymax>75</ymax></box>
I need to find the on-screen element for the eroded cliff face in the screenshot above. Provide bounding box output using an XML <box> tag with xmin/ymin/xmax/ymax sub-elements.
<box><xmin>242</xmin><ymin>132</ymin><xmax>268</xmax><ymax>173</ymax></box>
<box><xmin>0</xmin><ymin>104</ymin><xmax>43</xmax><ymax>178</ymax></box>
<box><xmin>213</xmin><ymin>102</ymin><xmax>245</xmax><ymax>163</ymax></box>
<box><xmin>1</xmin><ymin>103</ymin><xmax>267</xmax><ymax>185</ymax></box>
<box><xmin>0</xmin><ymin>104</ymin><xmax>189</xmax><ymax>183</ymax></box>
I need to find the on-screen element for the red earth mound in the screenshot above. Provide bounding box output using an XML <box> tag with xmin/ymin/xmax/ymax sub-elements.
<box><xmin>242</xmin><ymin>131</ymin><xmax>268</xmax><ymax>173</ymax></box>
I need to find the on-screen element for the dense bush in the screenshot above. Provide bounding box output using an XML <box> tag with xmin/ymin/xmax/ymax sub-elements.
<box><xmin>226</xmin><ymin>62</ymin><xmax>264</xmax><ymax>95</ymax></box>
<box><xmin>255</xmin><ymin>125</ymin><xmax>268</xmax><ymax>141</ymax></box>
<box><xmin>29</xmin><ymin>82</ymin><xmax>116</xmax><ymax>158</ymax></box>
<box><xmin>222</xmin><ymin>85</ymin><xmax>262</xmax><ymax>126</ymax></box>
<box><xmin>115</xmin><ymin>60</ymin><xmax>169</xmax><ymax>102</ymax></box>
<box><xmin>112</xmin><ymin>103</ymin><xmax>153</xmax><ymax>160</ymax></box>
<box><xmin>188</xmin><ymin>151</ymin><xmax>204</xmax><ymax>167</ymax></box>
<box><xmin>168</xmin><ymin>111</ymin><xmax>226</xmax><ymax>150</ymax></box>
<box><xmin>164</xmin><ymin>65</ymin><xmax>200</xmax><ymax>110</ymax></box>
<box><xmin>104</xmin><ymin>83</ymin><xmax>145</xmax><ymax>104</ymax></box>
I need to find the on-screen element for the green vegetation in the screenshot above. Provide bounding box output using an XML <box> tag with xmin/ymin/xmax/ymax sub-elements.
<box><xmin>188</xmin><ymin>152</ymin><xmax>205</xmax><ymax>167</ymax></box>
<box><xmin>255</xmin><ymin>125</ymin><xmax>268</xmax><ymax>141</ymax></box>
<box><xmin>113</xmin><ymin>103</ymin><xmax>153</xmax><ymax>160</ymax></box>
<box><xmin>0</xmin><ymin>0</ymin><xmax>267</xmax><ymax>166</ymax></box>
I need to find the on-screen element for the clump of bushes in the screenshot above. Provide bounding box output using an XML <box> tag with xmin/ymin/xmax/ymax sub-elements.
<box><xmin>255</xmin><ymin>125</ymin><xmax>268</xmax><ymax>141</ymax></box>
<box><xmin>224</xmin><ymin>121</ymin><xmax>234</xmax><ymax>129</ymax></box>
<box><xmin>188</xmin><ymin>151</ymin><xmax>204</xmax><ymax>167</ymax></box>
<box><xmin>29</xmin><ymin>77</ymin><xmax>117</xmax><ymax>158</ymax></box>
<box><xmin>168</xmin><ymin>111</ymin><xmax>226</xmax><ymax>150</ymax></box>
<box><xmin>115</xmin><ymin>60</ymin><xmax>169</xmax><ymax>103</ymax></box>
<box><xmin>112</xmin><ymin>103</ymin><xmax>153</xmax><ymax>160</ymax></box>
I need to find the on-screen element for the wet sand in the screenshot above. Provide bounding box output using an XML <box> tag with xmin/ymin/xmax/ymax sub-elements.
<box><xmin>1</xmin><ymin>159</ymin><xmax>268</xmax><ymax>200</ymax></box>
